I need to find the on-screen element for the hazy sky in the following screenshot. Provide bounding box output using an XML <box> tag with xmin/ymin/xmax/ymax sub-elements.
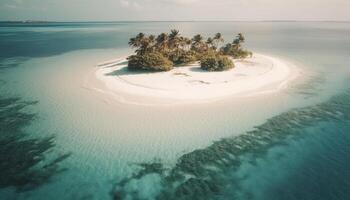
<box><xmin>0</xmin><ymin>0</ymin><xmax>350</xmax><ymax>21</ymax></box>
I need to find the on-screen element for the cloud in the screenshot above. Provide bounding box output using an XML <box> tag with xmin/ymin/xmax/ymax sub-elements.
<box><xmin>161</xmin><ymin>0</ymin><xmax>199</xmax><ymax>5</ymax></box>
<box><xmin>119</xmin><ymin>0</ymin><xmax>141</xmax><ymax>9</ymax></box>
<box><xmin>119</xmin><ymin>0</ymin><xmax>199</xmax><ymax>8</ymax></box>
<box><xmin>120</xmin><ymin>0</ymin><xmax>130</xmax><ymax>7</ymax></box>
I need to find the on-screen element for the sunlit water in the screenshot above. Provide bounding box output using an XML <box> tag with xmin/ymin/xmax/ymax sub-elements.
<box><xmin>0</xmin><ymin>22</ymin><xmax>349</xmax><ymax>200</ymax></box>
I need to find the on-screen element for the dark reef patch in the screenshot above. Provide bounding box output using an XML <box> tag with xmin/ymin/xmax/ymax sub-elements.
<box><xmin>0</xmin><ymin>97</ymin><xmax>70</xmax><ymax>192</ymax></box>
<box><xmin>0</xmin><ymin>57</ymin><xmax>28</xmax><ymax>69</ymax></box>
<box><xmin>111</xmin><ymin>90</ymin><xmax>350</xmax><ymax>200</ymax></box>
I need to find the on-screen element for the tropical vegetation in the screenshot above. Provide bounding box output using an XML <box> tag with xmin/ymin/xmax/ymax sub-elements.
<box><xmin>200</xmin><ymin>53</ymin><xmax>234</xmax><ymax>71</ymax></box>
<box><xmin>127</xmin><ymin>30</ymin><xmax>252</xmax><ymax>71</ymax></box>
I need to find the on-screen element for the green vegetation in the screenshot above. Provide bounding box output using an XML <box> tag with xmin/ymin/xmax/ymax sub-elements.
<box><xmin>200</xmin><ymin>52</ymin><xmax>234</xmax><ymax>71</ymax></box>
<box><xmin>127</xmin><ymin>30</ymin><xmax>252</xmax><ymax>71</ymax></box>
<box><xmin>220</xmin><ymin>33</ymin><xmax>253</xmax><ymax>59</ymax></box>
<box><xmin>128</xmin><ymin>52</ymin><xmax>173</xmax><ymax>71</ymax></box>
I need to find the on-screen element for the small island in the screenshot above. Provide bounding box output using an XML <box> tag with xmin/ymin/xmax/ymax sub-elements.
<box><xmin>90</xmin><ymin>30</ymin><xmax>299</xmax><ymax>105</ymax></box>
<box><xmin>127</xmin><ymin>30</ymin><xmax>252</xmax><ymax>72</ymax></box>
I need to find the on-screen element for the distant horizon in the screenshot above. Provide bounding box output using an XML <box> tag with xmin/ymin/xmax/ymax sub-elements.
<box><xmin>1</xmin><ymin>20</ymin><xmax>350</xmax><ymax>23</ymax></box>
<box><xmin>1</xmin><ymin>0</ymin><xmax>349</xmax><ymax>22</ymax></box>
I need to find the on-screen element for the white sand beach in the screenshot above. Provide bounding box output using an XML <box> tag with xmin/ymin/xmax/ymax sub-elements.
<box><xmin>87</xmin><ymin>53</ymin><xmax>299</xmax><ymax>105</ymax></box>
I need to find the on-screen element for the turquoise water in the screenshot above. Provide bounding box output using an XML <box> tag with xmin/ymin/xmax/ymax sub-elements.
<box><xmin>0</xmin><ymin>22</ymin><xmax>349</xmax><ymax>200</ymax></box>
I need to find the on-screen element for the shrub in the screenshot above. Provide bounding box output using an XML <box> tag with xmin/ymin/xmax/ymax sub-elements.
<box><xmin>200</xmin><ymin>54</ymin><xmax>218</xmax><ymax>71</ymax></box>
<box><xmin>217</xmin><ymin>56</ymin><xmax>235</xmax><ymax>71</ymax></box>
<box><xmin>168</xmin><ymin>49</ymin><xmax>183</xmax><ymax>64</ymax></box>
<box><xmin>128</xmin><ymin>52</ymin><xmax>173</xmax><ymax>71</ymax></box>
<box><xmin>167</xmin><ymin>50</ymin><xmax>198</xmax><ymax>65</ymax></box>
<box><xmin>200</xmin><ymin>54</ymin><xmax>234</xmax><ymax>71</ymax></box>
<box><xmin>177</xmin><ymin>50</ymin><xmax>198</xmax><ymax>65</ymax></box>
<box><xmin>235</xmin><ymin>50</ymin><xmax>253</xmax><ymax>59</ymax></box>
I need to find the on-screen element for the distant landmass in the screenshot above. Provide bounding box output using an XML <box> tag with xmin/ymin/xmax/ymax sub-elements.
<box><xmin>1</xmin><ymin>20</ymin><xmax>350</xmax><ymax>24</ymax></box>
<box><xmin>0</xmin><ymin>20</ymin><xmax>55</xmax><ymax>23</ymax></box>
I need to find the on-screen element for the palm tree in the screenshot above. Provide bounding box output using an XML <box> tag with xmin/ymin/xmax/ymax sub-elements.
<box><xmin>237</xmin><ymin>33</ymin><xmax>245</xmax><ymax>43</ymax></box>
<box><xmin>191</xmin><ymin>34</ymin><xmax>205</xmax><ymax>52</ymax></box>
<box><xmin>128</xmin><ymin>32</ymin><xmax>145</xmax><ymax>48</ymax></box>
<box><xmin>169</xmin><ymin>29</ymin><xmax>180</xmax><ymax>40</ymax></box>
<box><xmin>192</xmin><ymin>34</ymin><xmax>203</xmax><ymax>44</ymax></box>
<box><xmin>129</xmin><ymin>33</ymin><xmax>154</xmax><ymax>55</ymax></box>
<box><xmin>169</xmin><ymin>29</ymin><xmax>180</xmax><ymax>50</ymax></box>
<box><xmin>220</xmin><ymin>43</ymin><xmax>232</xmax><ymax>55</ymax></box>
<box><xmin>233</xmin><ymin>33</ymin><xmax>245</xmax><ymax>46</ymax></box>
<box><xmin>206</xmin><ymin>37</ymin><xmax>214</xmax><ymax>49</ymax></box>
<box><xmin>176</xmin><ymin>36</ymin><xmax>189</xmax><ymax>50</ymax></box>
<box><xmin>147</xmin><ymin>35</ymin><xmax>156</xmax><ymax>53</ymax></box>
<box><xmin>156</xmin><ymin>33</ymin><xmax>169</xmax><ymax>53</ymax></box>
<box><xmin>213</xmin><ymin>33</ymin><xmax>224</xmax><ymax>49</ymax></box>
<box><xmin>149</xmin><ymin>34</ymin><xmax>155</xmax><ymax>43</ymax></box>
<box><xmin>134</xmin><ymin>34</ymin><xmax>157</xmax><ymax>55</ymax></box>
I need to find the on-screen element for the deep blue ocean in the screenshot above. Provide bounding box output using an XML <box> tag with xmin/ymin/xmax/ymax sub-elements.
<box><xmin>0</xmin><ymin>22</ymin><xmax>349</xmax><ymax>200</ymax></box>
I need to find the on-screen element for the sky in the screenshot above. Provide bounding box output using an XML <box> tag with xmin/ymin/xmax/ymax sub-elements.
<box><xmin>0</xmin><ymin>0</ymin><xmax>350</xmax><ymax>21</ymax></box>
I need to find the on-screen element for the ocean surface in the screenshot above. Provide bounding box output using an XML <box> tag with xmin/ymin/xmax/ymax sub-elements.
<box><xmin>0</xmin><ymin>21</ymin><xmax>349</xmax><ymax>200</ymax></box>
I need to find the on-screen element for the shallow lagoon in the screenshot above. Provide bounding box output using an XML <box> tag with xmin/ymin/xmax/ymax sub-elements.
<box><xmin>0</xmin><ymin>22</ymin><xmax>349</xmax><ymax>200</ymax></box>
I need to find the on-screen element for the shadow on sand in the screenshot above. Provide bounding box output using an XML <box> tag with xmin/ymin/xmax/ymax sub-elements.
<box><xmin>189</xmin><ymin>67</ymin><xmax>218</xmax><ymax>73</ymax></box>
<box><xmin>98</xmin><ymin>61</ymin><xmax>128</xmax><ymax>68</ymax></box>
<box><xmin>105</xmin><ymin>66</ymin><xmax>161</xmax><ymax>76</ymax></box>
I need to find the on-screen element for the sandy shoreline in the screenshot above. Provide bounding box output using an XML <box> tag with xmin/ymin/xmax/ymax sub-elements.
<box><xmin>86</xmin><ymin>53</ymin><xmax>300</xmax><ymax>105</ymax></box>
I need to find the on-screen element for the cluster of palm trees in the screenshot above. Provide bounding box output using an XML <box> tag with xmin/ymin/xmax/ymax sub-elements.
<box><xmin>127</xmin><ymin>30</ymin><xmax>252</xmax><ymax>71</ymax></box>
<box><xmin>221</xmin><ymin>33</ymin><xmax>252</xmax><ymax>59</ymax></box>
